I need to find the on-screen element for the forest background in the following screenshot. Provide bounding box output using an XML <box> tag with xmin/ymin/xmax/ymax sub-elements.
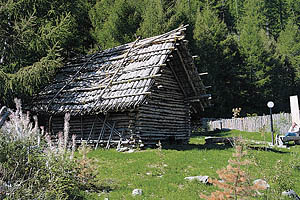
<box><xmin>0</xmin><ymin>0</ymin><xmax>299</xmax><ymax>118</ymax></box>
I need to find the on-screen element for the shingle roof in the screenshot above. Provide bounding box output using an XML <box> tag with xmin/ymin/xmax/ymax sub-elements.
<box><xmin>32</xmin><ymin>25</ymin><xmax>209</xmax><ymax>115</ymax></box>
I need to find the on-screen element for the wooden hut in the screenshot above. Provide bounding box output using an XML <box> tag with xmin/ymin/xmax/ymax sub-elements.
<box><xmin>31</xmin><ymin>25</ymin><xmax>211</xmax><ymax>147</ymax></box>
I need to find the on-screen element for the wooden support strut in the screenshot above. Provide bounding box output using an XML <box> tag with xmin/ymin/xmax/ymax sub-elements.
<box><xmin>95</xmin><ymin>114</ymin><xmax>108</xmax><ymax>149</ymax></box>
<box><xmin>175</xmin><ymin>49</ymin><xmax>205</xmax><ymax>111</ymax></box>
<box><xmin>168</xmin><ymin>61</ymin><xmax>187</xmax><ymax>97</ymax></box>
<box><xmin>175</xmin><ymin>49</ymin><xmax>197</xmax><ymax>94</ymax></box>
<box><xmin>0</xmin><ymin>106</ymin><xmax>10</xmax><ymax>128</ymax></box>
<box><xmin>97</xmin><ymin>115</ymin><xmax>122</xmax><ymax>137</ymax></box>
<box><xmin>87</xmin><ymin>117</ymin><xmax>97</xmax><ymax>143</ymax></box>
<box><xmin>106</xmin><ymin>121</ymin><xmax>116</xmax><ymax>149</ymax></box>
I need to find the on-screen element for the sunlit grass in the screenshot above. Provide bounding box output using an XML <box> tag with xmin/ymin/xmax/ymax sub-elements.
<box><xmin>85</xmin><ymin>130</ymin><xmax>300</xmax><ymax>200</ymax></box>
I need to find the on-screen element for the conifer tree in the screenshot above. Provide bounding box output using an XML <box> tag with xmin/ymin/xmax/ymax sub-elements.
<box><xmin>274</xmin><ymin>17</ymin><xmax>300</xmax><ymax>105</ymax></box>
<box><xmin>193</xmin><ymin>6</ymin><xmax>243</xmax><ymax>117</ymax></box>
<box><xmin>0</xmin><ymin>0</ymin><xmax>92</xmax><ymax>106</ymax></box>
<box><xmin>277</xmin><ymin>18</ymin><xmax>300</xmax><ymax>79</ymax></box>
<box><xmin>200</xmin><ymin>144</ymin><xmax>266</xmax><ymax>199</ymax></box>
<box><xmin>89</xmin><ymin>0</ymin><xmax>141</xmax><ymax>50</ymax></box>
<box><xmin>136</xmin><ymin>0</ymin><xmax>167</xmax><ymax>38</ymax></box>
<box><xmin>237</xmin><ymin>0</ymin><xmax>276</xmax><ymax>112</ymax></box>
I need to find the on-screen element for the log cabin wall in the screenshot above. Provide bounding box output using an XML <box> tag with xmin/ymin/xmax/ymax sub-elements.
<box><xmin>41</xmin><ymin>111</ymin><xmax>137</xmax><ymax>143</ymax></box>
<box><xmin>136</xmin><ymin>63</ymin><xmax>191</xmax><ymax>144</ymax></box>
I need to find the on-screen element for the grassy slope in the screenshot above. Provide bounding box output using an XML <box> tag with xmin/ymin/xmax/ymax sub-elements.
<box><xmin>86</xmin><ymin>130</ymin><xmax>300</xmax><ymax>200</ymax></box>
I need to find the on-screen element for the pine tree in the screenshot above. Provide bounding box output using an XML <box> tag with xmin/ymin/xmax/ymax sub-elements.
<box><xmin>136</xmin><ymin>0</ymin><xmax>167</xmax><ymax>38</ymax></box>
<box><xmin>237</xmin><ymin>0</ymin><xmax>276</xmax><ymax>112</ymax></box>
<box><xmin>274</xmin><ymin>17</ymin><xmax>300</xmax><ymax>106</ymax></box>
<box><xmin>277</xmin><ymin>18</ymin><xmax>300</xmax><ymax>79</ymax></box>
<box><xmin>0</xmin><ymin>0</ymin><xmax>92</xmax><ymax>106</ymax></box>
<box><xmin>193</xmin><ymin>6</ymin><xmax>243</xmax><ymax>117</ymax></box>
<box><xmin>200</xmin><ymin>144</ymin><xmax>267</xmax><ymax>200</ymax></box>
<box><xmin>89</xmin><ymin>0</ymin><xmax>141</xmax><ymax>50</ymax></box>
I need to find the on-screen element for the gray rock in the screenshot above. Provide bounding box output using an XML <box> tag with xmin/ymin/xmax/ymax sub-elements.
<box><xmin>282</xmin><ymin>190</ymin><xmax>300</xmax><ymax>200</ymax></box>
<box><xmin>117</xmin><ymin>147</ymin><xmax>129</xmax><ymax>152</ymax></box>
<box><xmin>132</xmin><ymin>189</ymin><xmax>143</xmax><ymax>196</ymax></box>
<box><xmin>184</xmin><ymin>176</ymin><xmax>209</xmax><ymax>184</ymax></box>
<box><xmin>127</xmin><ymin>149</ymin><xmax>135</xmax><ymax>153</ymax></box>
<box><xmin>253</xmin><ymin>179</ymin><xmax>270</xmax><ymax>190</ymax></box>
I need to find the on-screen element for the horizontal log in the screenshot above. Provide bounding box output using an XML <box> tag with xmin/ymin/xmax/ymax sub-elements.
<box><xmin>136</xmin><ymin>118</ymin><xmax>187</xmax><ymax>124</ymax></box>
<box><xmin>187</xmin><ymin>94</ymin><xmax>211</xmax><ymax>101</ymax></box>
<box><xmin>199</xmin><ymin>72</ymin><xmax>208</xmax><ymax>76</ymax></box>
<box><xmin>137</xmin><ymin>113</ymin><xmax>188</xmax><ymax>120</ymax></box>
<box><xmin>150</xmin><ymin>93</ymin><xmax>185</xmax><ymax>102</ymax></box>
<box><xmin>137</xmin><ymin>130</ymin><xmax>188</xmax><ymax>135</ymax></box>
<box><xmin>136</xmin><ymin>127</ymin><xmax>188</xmax><ymax>132</ymax></box>
<box><xmin>282</xmin><ymin>136</ymin><xmax>300</xmax><ymax>142</ymax></box>
<box><xmin>205</xmin><ymin>137</ymin><xmax>238</xmax><ymax>144</ymax></box>
<box><xmin>138</xmin><ymin>108</ymin><xmax>187</xmax><ymax>115</ymax></box>
<box><xmin>139</xmin><ymin>103</ymin><xmax>189</xmax><ymax>112</ymax></box>
<box><xmin>146</xmin><ymin>99</ymin><xmax>187</xmax><ymax>108</ymax></box>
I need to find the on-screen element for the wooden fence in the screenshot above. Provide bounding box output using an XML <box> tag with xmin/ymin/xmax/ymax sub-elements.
<box><xmin>205</xmin><ymin>113</ymin><xmax>292</xmax><ymax>135</ymax></box>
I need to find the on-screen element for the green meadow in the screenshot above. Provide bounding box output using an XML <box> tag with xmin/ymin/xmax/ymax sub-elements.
<box><xmin>85</xmin><ymin>130</ymin><xmax>300</xmax><ymax>199</ymax></box>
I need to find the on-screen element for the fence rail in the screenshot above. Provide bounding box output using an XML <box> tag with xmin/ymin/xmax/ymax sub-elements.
<box><xmin>205</xmin><ymin>113</ymin><xmax>293</xmax><ymax>135</ymax></box>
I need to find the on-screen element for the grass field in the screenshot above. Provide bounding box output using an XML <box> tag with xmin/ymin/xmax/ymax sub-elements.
<box><xmin>84</xmin><ymin>130</ymin><xmax>300</xmax><ymax>200</ymax></box>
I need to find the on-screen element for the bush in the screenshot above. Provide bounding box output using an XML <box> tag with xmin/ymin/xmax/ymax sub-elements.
<box><xmin>0</xmin><ymin>99</ymin><xmax>100</xmax><ymax>199</ymax></box>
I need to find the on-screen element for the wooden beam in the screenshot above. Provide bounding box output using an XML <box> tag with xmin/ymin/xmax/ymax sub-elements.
<box><xmin>168</xmin><ymin>62</ymin><xmax>187</xmax><ymax>97</ymax></box>
<box><xmin>95</xmin><ymin>114</ymin><xmax>108</xmax><ymax>149</ymax></box>
<box><xmin>87</xmin><ymin>117</ymin><xmax>97</xmax><ymax>143</ymax></box>
<box><xmin>97</xmin><ymin>115</ymin><xmax>122</xmax><ymax>137</ymax></box>
<box><xmin>102</xmin><ymin>92</ymin><xmax>151</xmax><ymax>100</ymax></box>
<box><xmin>205</xmin><ymin>137</ymin><xmax>238</xmax><ymax>145</ymax></box>
<box><xmin>175</xmin><ymin>50</ymin><xmax>197</xmax><ymax>95</ymax></box>
<box><xmin>186</xmin><ymin>94</ymin><xmax>211</xmax><ymax>101</ymax></box>
<box><xmin>106</xmin><ymin>121</ymin><xmax>116</xmax><ymax>149</ymax></box>
<box><xmin>199</xmin><ymin>72</ymin><xmax>208</xmax><ymax>76</ymax></box>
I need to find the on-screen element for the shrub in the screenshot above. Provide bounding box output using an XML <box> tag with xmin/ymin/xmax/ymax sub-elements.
<box><xmin>258</xmin><ymin>152</ymin><xmax>300</xmax><ymax>199</ymax></box>
<box><xmin>200</xmin><ymin>141</ymin><xmax>266</xmax><ymax>200</ymax></box>
<box><xmin>0</xmin><ymin>99</ymin><xmax>100</xmax><ymax>199</ymax></box>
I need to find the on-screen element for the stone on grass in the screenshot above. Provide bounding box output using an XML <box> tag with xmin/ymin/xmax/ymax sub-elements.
<box><xmin>282</xmin><ymin>189</ymin><xmax>300</xmax><ymax>200</ymax></box>
<box><xmin>132</xmin><ymin>189</ymin><xmax>143</xmax><ymax>196</ymax></box>
<box><xmin>117</xmin><ymin>147</ymin><xmax>129</xmax><ymax>152</ymax></box>
<box><xmin>253</xmin><ymin>179</ymin><xmax>270</xmax><ymax>190</ymax></box>
<box><xmin>184</xmin><ymin>176</ymin><xmax>209</xmax><ymax>184</ymax></box>
<box><xmin>127</xmin><ymin>149</ymin><xmax>135</xmax><ymax>153</ymax></box>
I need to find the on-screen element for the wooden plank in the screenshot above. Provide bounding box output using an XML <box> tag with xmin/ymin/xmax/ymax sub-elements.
<box><xmin>205</xmin><ymin>137</ymin><xmax>238</xmax><ymax>144</ymax></box>
<box><xmin>290</xmin><ymin>95</ymin><xmax>300</xmax><ymax>124</ymax></box>
<box><xmin>281</xmin><ymin>136</ymin><xmax>300</xmax><ymax>142</ymax></box>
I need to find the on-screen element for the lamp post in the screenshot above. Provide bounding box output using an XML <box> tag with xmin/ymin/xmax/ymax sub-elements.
<box><xmin>267</xmin><ymin>101</ymin><xmax>274</xmax><ymax>145</ymax></box>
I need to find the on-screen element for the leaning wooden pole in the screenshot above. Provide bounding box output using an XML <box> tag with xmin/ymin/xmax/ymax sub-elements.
<box><xmin>0</xmin><ymin>106</ymin><xmax>10</xmax><ymax>128</ymax></box>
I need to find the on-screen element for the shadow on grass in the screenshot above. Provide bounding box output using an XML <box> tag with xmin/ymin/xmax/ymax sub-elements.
<box><xmin>162</xmin><ymin>143</ymin><xmax>233</xmax><ymax>151</ymax></box>
<box><xmin>248</xmin><ymin>146</ymin><xmax>290</xmax><ymax>154</ymax></box>
<box><xmin>191</xmin><ymin>129</ymin><xmax>231</xmax><ymax>138</ymax></box>
<box><xmin>162</xmin><ymin>143</ymin><xmax>290</xmax><ymax>154</ymax></box>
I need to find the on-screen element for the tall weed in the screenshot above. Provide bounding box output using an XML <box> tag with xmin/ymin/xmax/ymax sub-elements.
<box><xmin>0</xmin><ymin>99</ymin><xmax>100</xmax><ymax>199</ymax></box>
